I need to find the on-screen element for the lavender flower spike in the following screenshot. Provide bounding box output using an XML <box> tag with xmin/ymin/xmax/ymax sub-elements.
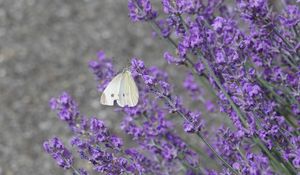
<box><xmin>43</xmin><ymin>137</ymin><xmax>73</xmax><ymax>169</ymax></box>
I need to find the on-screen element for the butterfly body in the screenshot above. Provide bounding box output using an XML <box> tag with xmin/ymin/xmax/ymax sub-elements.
<box><xmin>100</xmin><ymin>70</ymin><xmax>139</xmax><ymax>107</ymax></box>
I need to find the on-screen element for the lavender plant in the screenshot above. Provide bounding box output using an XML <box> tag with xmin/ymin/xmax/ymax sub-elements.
<box><xmin>44</xmin><ymin>0</ymin><xmax>300</xmax><ymax>174</ymax></box>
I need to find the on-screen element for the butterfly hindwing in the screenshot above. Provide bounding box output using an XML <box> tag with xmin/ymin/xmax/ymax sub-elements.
<box><xmin>117</xmin><ymin>71</ymin><xmax>139</xmax><ymax>107</ymax></box>
<box><xmin>100</xmin><ymin>73</ymin><xmax>123</xmax><ymax>106</ymax></box>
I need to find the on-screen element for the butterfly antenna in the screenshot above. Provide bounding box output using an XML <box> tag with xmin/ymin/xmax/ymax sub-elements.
<box><xmin>124</xmin><ymin>58</ymin><xmax>131</xmax><ymax>72</ymax></box>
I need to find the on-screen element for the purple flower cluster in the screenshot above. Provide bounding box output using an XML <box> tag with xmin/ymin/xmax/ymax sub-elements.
<box><xmin>49</xmin><ymin>92</ymin><xmax>79</xmax><ymax>128</ymax></box>
<box><xmin>127</xmin><ymin>0</ymin><xmax>300</xmax><ymax>174</ymax></box>
<box><xmin>45</xmin><ymin>92</ymin><xmax>164</xmax><ymax>174</ymax></box>
<box><xmin>43</xmin><ymin>137</ymin><xmax>73</xmax><ymax>169</ymax></box>
<box><xmin>128</xmin><ymin>0</ymin><xmax>157</xmax><ymax>22</ymax></box>
<box><xmin>88</xmin><ymin>51</ymin><xmax>115</xmax><ymax>92</ymax></box>
<box><xmin>44</xmin><ymin>0</ymin><xmax>300</xmax><ymax>174</ymax></box>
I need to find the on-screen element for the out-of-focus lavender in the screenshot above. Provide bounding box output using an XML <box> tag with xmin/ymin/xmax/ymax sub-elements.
<box><xmin>44</xmin><ymin>0</ymin><xmax>300</xmax><ymax>174</ymax></box>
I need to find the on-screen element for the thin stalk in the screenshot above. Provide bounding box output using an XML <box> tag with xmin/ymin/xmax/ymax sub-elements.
<box><xmin>253</xmin><ymin>137</ymin><xmax>292</xmax><ymax>175</ymax></box>
<box><xmin>273</xmin><ymin>29</ymin><xmax>294</xmax><ymax>50</ymax></box>
<box><xmin>258</xmin><ymin>77</ymin><xmax>300</xmax><ymax>107</ymax></box>
<box><xmin>244</xmin><ymin>60</ymin><xmax>299</xmax><ymax>130</ymax></box>
<box><xmin>141</xmin><ymin>113</ymin><xmax>203</xmax><ymax>173</ymax></box>
<box><xmin>154</xmin><ymin>91</ymin><xmax>240</xmax><ymax>175</ymax></box>
<box><xmin>251</xmin><ymin>113</ymin><xmax>298</xmax><ymax>174</ymax></box>
<box><xmin>236</xmin><ymin>146</ymin><xmax>251</xmax><ymax>168</ymax></box>
<box><xmin>293</xmin><ymin>26</ymin><xmax>299</xmax><ymax>39</ymax></box>
<box><xmin>258</xmin><ymin>17</ymin><xmax>300</xmax><ymax>62</ymax></box>
<box><xmin>186</xmin><ymin>59</ymin><xmax>218</xmax><ymax>100</ymax></box>
<box><xmin>197</xmin><ymin>132</ymin><xmax>240</xmax><ymax>175</ymax></box>
<box><xmin>133</xmin><ymin>0</ymin><xmax>177</xmax><ymax>50</ymax></box>
<box><xmin>181</xmin><ymin>135</ymin><xmax>218</xmax><ymax>167</ymax></box>
<box><xmin>149</xmin><ymin>20</ymin><xmax>177</xmax><ymax>49</ymax></box>
<box><xmin>136</xmin><ymin>4</ymin><xmax>293</xmax><ymax>173</ymax></box>
<box><xmin>62</xmin><ymin>158</ymin><xmax>80</xmax><ymax>175</ymax></box>
<box><xmin>70</xmin><ymin>166</ymin><xmax>81</xmax><ymax>175</ymax></box>
<box><xmin>148</xmin><ymin>19</ymin><xmax>217</xmax><ymax>100</ymax></box>
<box><xmin>273</xmin><ymin>143</ymin><xmax>298</xmax><ymax>174</ymax></box>
<box><xmin>272</xmin><ymin>28</ymin><xmax>300</xmax><ymax>59</ymax></box>
<box><xmin>257</xmin><ymin>77</ymin><xmax>299</xmax><ymax>129</ymax></box>
<box><xmin>245</xmin><ymin>60</ymin><xmax>300</xmax><ymax>131</ymax></box>
<box><xmin>196</xmin><ymin>52</ymin><xmax>249</xmax><ymax>128</ymax></box>
<box><xmin>282</xmin><ymin>54</ymin><xmax>298</xmax><ymax>70</ymax></box>
<box><xmin>196</xmin><ymin>30</ymin><xmax>294</xmax><ymax>175</ymax></box>
<box><xmin>177</xmin><ymin>13</ymin><xmax>189</xmax><ymax>31</ymax></box>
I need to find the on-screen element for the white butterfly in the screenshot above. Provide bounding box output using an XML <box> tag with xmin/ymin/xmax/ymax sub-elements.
<box><xmin>100</xmin><ymin>70</ymin><xmax>139</xmax><ymax>107</ymax></box>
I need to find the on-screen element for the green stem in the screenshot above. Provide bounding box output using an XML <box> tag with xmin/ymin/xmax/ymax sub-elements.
<box><xmin>273</xmin><ymin>29</ymin><xmax>293</xmax><ymax>49</ymax></box>
<box><xmin>146</xmin><ymin>14</ymin><xmax>219</xmax><ymax>101</ymax></box>
<box><xmin>197</xmin><ymin>132</ymin><xmax>240</xmax><ymax>175</ymax></box>
<box><xmin>257</xmin><ymin>76</ymin><xmax>300</xmax><ymax>107</ymax></box>
<box><xmin>273</xmin><ymin>143</ymin><xmax>298</xmax><ymax>174</ymax></box>
<box><xmin>196</xmin><ymin>53</ymin><xmax>249</xmax><ymax>128</ymax></box>
<box><xmin>140</xmin><ymin>7</ymin><xmax>295</xmax><ymax>174</ymax></box>
<box><xmin>195</xmin><ymin>38</ymin><xmax>294</xmax><ymax>175</ymax></box>
<box><xmin>252</xmin><ymin>115</ymin><xmax>297</xmax><ymax>174</ymax></box>
<box><xmin>236</xmin><ymin>146</ymin><xmax>250</xmax><ymax>168</ymax></box>
<box><xmin>257</xmin><ymin>77</ymin><xmax>299</xmax><ymax>129</ymax></box>
<box><xmin>154</xmin><ymin>91</ymin><xmax>240</xmax><ymax>175</ymax></box>
<box><xmin>272</xmin><ymin>28</ymin><xmax>300</xmax><ymax>60</ymax></box>
<box><xmin>282</xmin><ymin>54</ymin><xmax>298</xmax><ymax>70</ymax></box>
<box><xmin>293</xmin><ymin>26</ymin><xmax>299</xmax><ymax>39</ymax></box>
<box><xmin>253</xmin><ymin>137</ymin><xmax>292</xmax><ymax>175</ymax></box>
<box><xmin>245</xmin><ymin>60</ymin><xmax>300</xmax><ymax>132</ymax></box>
<box><xmin>149</xmin><ymin>20</ymin><xmax>177</xmax><ymax>49</ymax></box>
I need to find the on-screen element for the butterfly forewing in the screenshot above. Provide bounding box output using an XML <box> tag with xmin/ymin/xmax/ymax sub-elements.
<box><xmin>117</xmin><ymin>71</ymin><xmax>139</xmax><ymax>107</ymax></box>
<box><xmin>100</xmin><ymin>73</ymin><xmax>123</xmax><ymax>106</ymax></box>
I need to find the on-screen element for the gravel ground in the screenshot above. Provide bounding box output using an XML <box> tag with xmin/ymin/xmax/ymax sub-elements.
<box><xmin>0</xmin><ymin>0</ymin><xmax>167</xmax><ymax>174</ymax></box>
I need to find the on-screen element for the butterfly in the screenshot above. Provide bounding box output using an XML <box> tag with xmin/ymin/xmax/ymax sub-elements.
<box><xmin>100</xmin><ymin>70</ymin><xmax>139</xmax><ymax>107</ymax></box>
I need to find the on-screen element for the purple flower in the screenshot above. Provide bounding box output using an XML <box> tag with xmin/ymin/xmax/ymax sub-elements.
<box><xmin>49</xmin><ymin>92</ymin><xmax>79</xmax><ymax>125</ymax></box>
<box><xmin>44</xmin><ymin>0</ymin><xmax>300</xmax><ymax>173</ymax></box>
<box><xmin>205</xmin><ymin>100</ymin><xmax>215</xmax><ymax>112</ymax></box>
<box><xmin>183</xmin><ymin>72</ymin><xmax>202</xmax><ymax>100</ymax></box>
<box><xmin>164</xmin><ymin>51</ymin><xmax>185</xmax><ymax>65</ymax></box>
<box><xmin>194</xmin><ymin>61</ymin><xmax>205</xmax><ymax>75</ymax></box>
<box><xmin>212</xmin><ymin>17</ymin><xmax>226</xmax><ymax>33</ymax></box>
<box><xmin>110</xmin><ymin>135</ymin><xmax>123</xmax><ymax>149</ymax></box>
<box><xmin>88</xmin><ymin>51</ymin><xmax>115</xmax><ymax>92</ymax></box>
<box><xmin>43</xmin><ymin>137</ymin><xmax>73</xmax><ymax>169</ymax></box>
<box><xmin>215</xmin><ymin>49</ymin><xmax>226</xmax><ymax>63</ymax></box>
<box><xmin>183</xmin><ymin>121</ymin><xmax>195</xmax><ymax>133</ymax></box>
<box><xmin>161</xmin><ymin>142</ymin><xmax>178</xmax><ymax>161</ymax></box>
<box><xmin>143</xmin><ymin>74</ymin><xmax>156</xmax><ymax>85</ymax></box>
<box><xmin>131</xmin><ymin>58</ymin><xmax>145</xmax><ymax>76</ymax></box>
<box><xmin>125</xmin><ymin>148</ymin><xmax>161</xmax><ymax>174</ymax></box>
<box><xmin>128</xmin><ymin>0</ymin><xmax>157</xmax><ymax>22</ymax></box>
<box><xmin>242</xmin><ymin>83</ymin><xmax>261</xmax><ymax>97</ymax></box>
<box><xmin>289</xmin><ymin>149</ymin><xmax>300</xmax><ymax>168</ymax></box>
<box><xmin>280</xmin><ymin>5</ymin><xmax>300</xmax><ymax>27</ymax></box>
<box><xmin>156</xmin><ymin>19</ymin><xmax>172</xmax><ymax>37</ymax></box>
<box><xmin>90</xmin><ymin>117</ymin><xmax>107</xmax><ymax>134</ymax></box>
<box><xmin>161</xmin><ymin>0</ymin><xmax>202</xmax><ymax>14</ymax></box>
<box><xmin>78</xmin><ymin>168</ymin><xmax>89</xmax><ymax>175</ymax></box>
<box><xmin>237</xmin><ymin>0</ymin><xmax>269</xmax><ymax>22</ymax></box>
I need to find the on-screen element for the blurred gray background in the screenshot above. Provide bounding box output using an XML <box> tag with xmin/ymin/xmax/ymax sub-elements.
<box><xmin>0</xmin><ymin>0</ymin><xmax>167</xmax><ymax>174</ymax></box>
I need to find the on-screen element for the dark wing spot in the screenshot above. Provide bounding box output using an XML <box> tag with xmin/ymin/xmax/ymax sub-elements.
<box><xmin>123</xmin><ymin>93</ymin><xmax>125</xmax><ymax>97</ymax></box>
<box><xmin>111</xmin><ymin>94</ymin><xmax>114</xmax><ymax>97</ymax></box>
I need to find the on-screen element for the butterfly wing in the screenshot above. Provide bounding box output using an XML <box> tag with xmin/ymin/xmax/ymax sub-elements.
<box><xmin>117</xmin><ymin>71</ymin><xmax>139</xmax><ymax>107</ymax></box>
<box><xmin>100</xmin><ymin>73</ymin><xmax>123</xmax><ymax>106</ymax></box>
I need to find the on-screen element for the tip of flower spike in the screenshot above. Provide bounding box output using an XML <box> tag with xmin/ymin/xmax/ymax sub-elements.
<box><xmin>97</xmin><ymin>51</ymin><xmax>106</xmax><ymax>60</ymax></box>
<box><xmin>49</xmin><ymin>92</ymin><xmax>79</xmax><ymax>123</ymax></box>
<box><xmin>88</xmin><ymin>60</ymin><xmax>100</xmax><ymax>69</ymax></box>
<box><xmin>128</xmin><ymin>0</ymin><xmax>157</xmax><ymax>22</ymax></box>
<box><xmin>43</xmin><ymin>137</ymin><xmax>73</xmax><ymax>169</ymax></box>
